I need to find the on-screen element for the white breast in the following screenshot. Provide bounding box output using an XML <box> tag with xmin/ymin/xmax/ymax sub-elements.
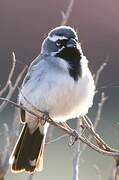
<box><xmin>19</xmin><ymin>56</ymin><xmax>95</xmax><ymax>122</ymax></box>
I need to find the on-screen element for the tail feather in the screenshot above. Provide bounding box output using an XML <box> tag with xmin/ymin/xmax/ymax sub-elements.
<box><xmin>36</xmin><ymin>141</ymin><xmax>44</xmax><ymax>171</ymax></box>
<box><xmin>10</xmin><ymin>123</ymin><xmax>44</xmax><ymax>173</ymax></box>
<box><xmin>25</xmin><ymin>127</ymin><xmax>44</xmax><ymax>172</ymax></box>
<box><xmin>12</xmin><ymin>123</ymin><xmax>31</xmax><ymax>172</ymax></box>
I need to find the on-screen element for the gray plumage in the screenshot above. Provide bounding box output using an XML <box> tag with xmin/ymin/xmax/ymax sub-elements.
<box><xmin>9</xmin><ymin>26</ymin><xmax>95</xmax><ymax>173</ymax></box>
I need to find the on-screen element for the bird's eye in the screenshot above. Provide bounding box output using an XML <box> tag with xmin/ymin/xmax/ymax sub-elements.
<box><xmin>56</xmin><ymin>39</ymin><xmax>62</xmax><ymax>46</ymax></box>
<box><xmin>56</xmin><ymin>39</ymin><xmax>68</xmax><ymax>47</ymax></box>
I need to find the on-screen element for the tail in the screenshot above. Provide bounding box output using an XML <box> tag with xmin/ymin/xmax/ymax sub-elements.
<box><xmin>9</xmin><ymin>123</ymin><xmax>45</xmax><ymax>173</ymax></box>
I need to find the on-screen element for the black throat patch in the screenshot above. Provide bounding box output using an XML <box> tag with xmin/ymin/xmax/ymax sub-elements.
<box><xmin>55</xmin><ymin>47</ymin><xmax>82</xmax><ymax>81</ymax></box>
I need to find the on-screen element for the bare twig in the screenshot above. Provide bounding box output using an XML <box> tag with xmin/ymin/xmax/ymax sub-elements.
<box><xmin>72</xmin><ymin>118</ymin><xmax>81</xmax><ymax>180</ymax></box>
<box><xmin>0</xmin><ymin>110</ymin><xmax>21</xmax><ymax>180</ymax></box>
<box><xmin>0</xmin><ymin>52</ymin><xmax>16</xmax><ymax>96</ymax></box>
<box><xmin>80</xmin><ymin>92</ymin><xmax>108</xmax><ymax>155</ymax></box>
<box><xmin>83</xmin><ymin>115</ymin><xmax>114</xmax><ymax>152</ymax></box>
<box><xmin>60</xmin><ymin>0</ymin><xmax>74</xmax><ymax>26</ymax></box>
<box><xmin>0</xmin><ymin>63</ymin><xmax>27</xmax><ymax>112</ymax></box>
<box><xmin>78</xmin><ymin>59</ymin><xmax>108</xmax><ymax>178</ymax></box>
<box><xmin>45</xmin><ymin>133</ymin><xmax>68</xmax><ymax>145</ymax></box>
<box><xmin>0</xmin><ymin>52</ymin><xmax>27</xmax><ymax>180</ymax></box>
<box><xmin>94</xmin><ymin>57</ymin><xmax>109</xmax><ymax>87</ymax></box>
<box><xmin>109</xmin><ymin>165</ymin><xmax>119</xmax><ymax>180</ymax></box>
<box><xmin>114</xmin><ymin>123</ymin><xmax>119</xmax><ymax>180</ymax></box>
<box><xmin>27</xmin><ymin>174</ymin><xmax>34</xmax><ymax>180</ymax></box>
<box><xmin>0</xmin><ymin>124</ymin><xmax>10</xmax><ymax>180</ymax></box>
<box><xmin>94</xmin><ymin>92</ymin><xmax>108</xmax><ymax>129</ymax></box>
<box><xmin>110</xmin><ymin>123</ymin><xmax>119</xmax><ymax>180</ymax></box>
<box><xmin>115</xmin><ymin>166</ymin><xmax>119</xmax><ymax>180</ymax></box>
<box><xmin>0</xmin><ymin>97</ymin><xmax>119</xmax><ymax>158</ymax></box>
<box><xmin>79</xmin><ymin>58</ymin><xmax>108</xmax><ymax>161</ymax></box>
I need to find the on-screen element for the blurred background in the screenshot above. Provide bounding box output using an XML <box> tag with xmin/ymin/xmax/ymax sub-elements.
<box><xmin>0</xmin><ymin>0</ymin><xmax>119</xmax><ymax>179</ymax></box>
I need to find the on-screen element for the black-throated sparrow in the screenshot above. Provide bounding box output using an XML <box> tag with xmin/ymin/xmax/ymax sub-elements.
<box><xmin>9</xmin><ymin>26</ymin><xmax>95</xmax><ymax>173</ymax></box>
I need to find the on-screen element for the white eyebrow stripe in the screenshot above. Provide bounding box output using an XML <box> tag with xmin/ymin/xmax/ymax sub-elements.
<box><xmin>48</xmin><ymin>35</ymin><xmax>68</xmax><ymax>42</ymax></box>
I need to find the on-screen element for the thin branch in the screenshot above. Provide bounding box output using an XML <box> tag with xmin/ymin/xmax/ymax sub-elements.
<box><xmin>0</xmin><ymin>97</ymin><xmax>119</xmax><ymax>158</ymax></box>
<box><xmin>80</xmin><ymin>92</ymin><xmax>108</xmax><ymax>155</ymax></box>
<box><xmin>94</xmin><ymin>92</ymin><xmax>108</xmax><ymax>129</ymax></box>
<box><xmin>0</xmin><ymin>124</ymin><xmax>10</xmax><ymax>180</ymax></box>
<box><xmin>115</xmin><ymin>166</ymin><xmax>119</xmax><ymax>180</ymax></box>
<box><xmin>83</xmin><ymin>115</ymin><xmax>114</xmax><ymax>152</ymax></box>
<box><xmin>94</xmin><ymin>57</ymin><xmax>109</xmax><ymax>87</ymax></box>
<box><xmin>80</xmin><ymin>57</ymin><xmax>108</xmax><ymax>156</ymax></box>
<box><xmin>45</xmin><ymin>134</ymin><xmax>68</xmax><ymax>145</ymax></box>
<box><xmin>72</xmin><ymin>118</ymin><xmax>81</xmax><ymax>180</ymax></box>
<box><xmin>0</xmin><ymin>108</ymin><xmax>21</xmax><ymax>180</ymax></box>
<box><xmin>60</xmin><ymin>0</ymin><xmax>74</xmax><ymax>25</ymax></box>
<box><xmin>110</xmin><ymin>123</ymin><xmax>119</xmax><ymax>180</ymax></box>
<box><xmin>0</xmin><ymin>52</ymin><xmax>16</xmax><ymax>96</ymax></box>
<box><xmin>0</xmin><ymin>65</ymin><xmax>27</xmax><ymax>112</ymax></box>
<box><xmin>0</xmin><ymin>52</ymin><xmax>27</xmax><ymax>180</ymax></box>
<box><xmin>27</xmin><ymin>174</ymin><xmax>34</xmax><ymax>180</ymax></box>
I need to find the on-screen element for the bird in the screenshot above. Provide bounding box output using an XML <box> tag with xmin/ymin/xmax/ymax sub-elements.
<box><xmin>9</xmin><ymin>26</ymin><xmax>95</xmax><ymax>173</ymax></box>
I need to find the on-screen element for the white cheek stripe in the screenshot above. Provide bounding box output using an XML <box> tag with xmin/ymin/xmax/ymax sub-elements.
<box><xmin>48</xmin><ymin>35</ymin><xmax>68</xmax><ymax>42</ymax></box>
<box><xmin>50</xmin><ymin>46</ymin><xmax>65</xmax><ymax>56</ymax></box>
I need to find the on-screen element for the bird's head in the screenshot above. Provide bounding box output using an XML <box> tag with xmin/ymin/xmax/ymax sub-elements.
<box><xmin>41</xmin><ymin>26</ymin><xmax>83</xmax><ymax>81</ymax></box>
<box><xmin>41</xmin><ymin>26</ymin><xmax>82</xmax><ymax>56</ymax></box>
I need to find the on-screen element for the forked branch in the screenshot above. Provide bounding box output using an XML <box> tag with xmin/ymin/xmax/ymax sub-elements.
<box><xmin>0</xmin><ymin>97</ymin><xmax>119</xmax><ymax>159</ymax></box>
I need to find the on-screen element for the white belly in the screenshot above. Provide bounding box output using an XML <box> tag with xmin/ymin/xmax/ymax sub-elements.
<box><xmin>19</xmin><ymin>66</ymin><xmax>95</xmax><ymax>122</ymax></box>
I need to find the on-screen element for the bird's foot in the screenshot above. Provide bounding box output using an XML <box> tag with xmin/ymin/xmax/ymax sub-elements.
<box><xmin>40</xmin><ymin>112</ymin><xmax>49</xmax><ymax>125</ymax></box>
<box><xmin>69</xmin><ymin>129</ymin><xmax>79</xmax><ymax>146</ymax></box>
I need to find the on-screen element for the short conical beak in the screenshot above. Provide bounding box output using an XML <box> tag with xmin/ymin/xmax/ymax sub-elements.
<box><xmin>67</xmin><ymin>38</ymin><xmax>80</xmax><ymax>49</ymax></box>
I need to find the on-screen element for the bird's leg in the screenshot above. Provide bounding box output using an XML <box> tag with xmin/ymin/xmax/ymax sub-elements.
<box><xmin>60</xmin><ymin>122</ymin><xmax>79</xmax><ymax>145</ymax></box>
<box><xmin>39</xmin><ymin>111</ymin><xmax>49</xmax><ymax>126</ymax></box>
